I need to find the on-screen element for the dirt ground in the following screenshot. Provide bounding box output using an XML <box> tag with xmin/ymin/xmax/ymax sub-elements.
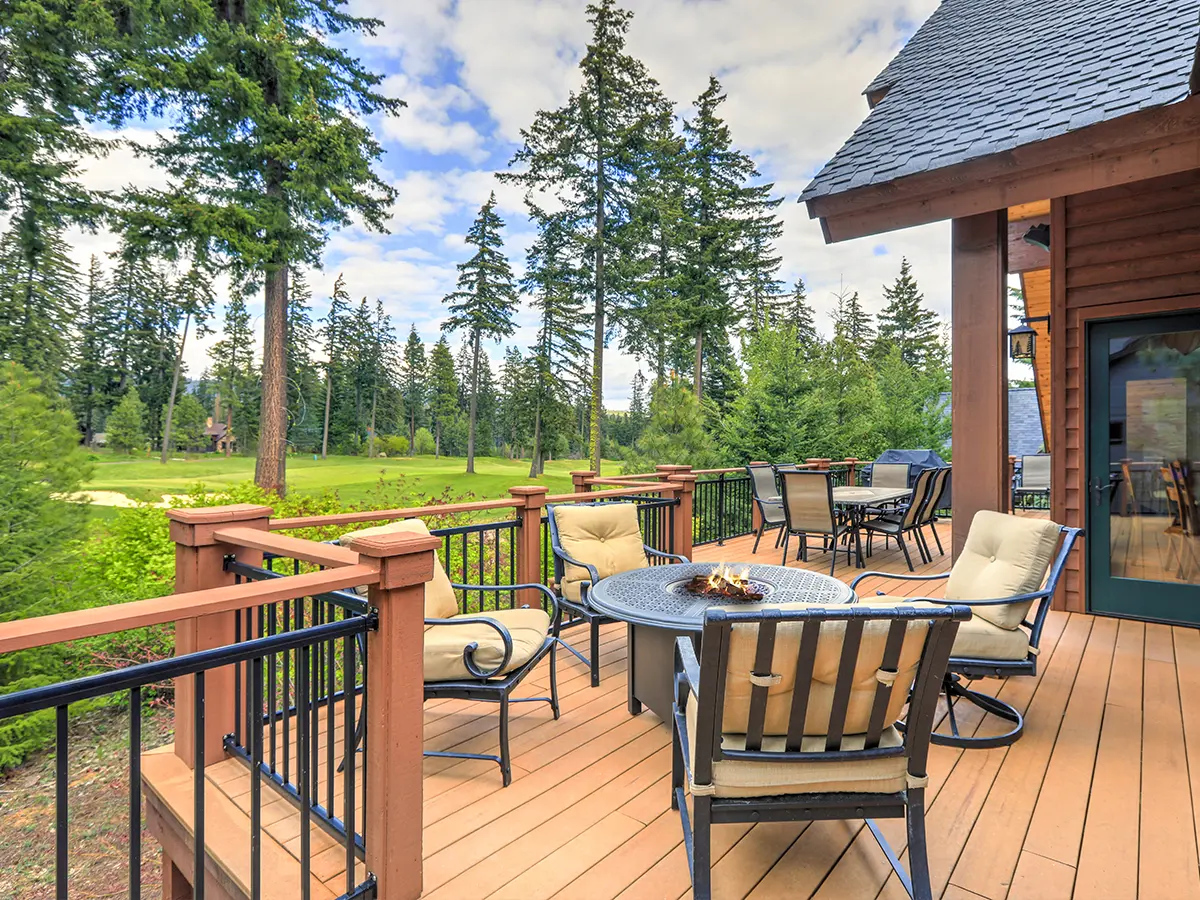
<box><xmin>0</xmin><ymin>704</ymin><xmax>174</xmax><ymax>899</ymax></box>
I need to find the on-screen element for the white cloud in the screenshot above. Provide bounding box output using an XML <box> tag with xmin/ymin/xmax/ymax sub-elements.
<box><xmin>378</xmin><ymin>73</ymin><xmax>488</xmax><ymax>161</ymax></box>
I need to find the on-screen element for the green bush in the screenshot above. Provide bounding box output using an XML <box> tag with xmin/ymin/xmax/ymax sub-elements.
<box><xmin>382</xmin><ymin>435</ymin><xmax>410</xmax><ymax>456</ymax></box>
<box><xmin>414</xmin><ymin>427</ymin><xmax>436</xmax><ymax>455</ymax></box>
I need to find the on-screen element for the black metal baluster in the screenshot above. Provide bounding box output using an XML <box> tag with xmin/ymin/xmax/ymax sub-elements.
<box><xmin>194</xmin><ymin>670</ymin><xmax>206</xmax><ymax>900</ymax></box>
<box><xmin>718</xmin><ymin>474</ymin><xmax>727</xmax><ymax>545</ymax></box>
<box><xmin>130</xmin><ymin>686</ymin><xmax>141</xmax><ymax>900</ymax></box>
<box><xmin>360</xmin><ymin>633</ymin><xmax>368</xmax><ymax>853</ymax></box>
<box><xmin>343</xmin><ymin>629</ymin><xmax>357</xmax><ymax>894</ymax></box>
<box><xmin>269</xmin><ymin>603</ymin><xmax>277</xmax><ymax>774</ymax></box>
<box><xmin>298</xmin><ymin>643</ymin><xmax>312</xmax><ymax>900</ymax></box>
<box><xmin>56</xmin><ymin>705</ymin><xmax>67</xmax><ymax>900</ymax></box>
<box><xmin>282</xmin><ymin>598</ymin><xmax>291</xmax><ymax>787</ymax></box>
<box><xmin>461</xmin><ymin>532</ymin><xmax>468</xmax><ymax>611</ymax></box>
<box><xmin>234</xmin><ymin>604</ymin><xmax>242</xmax><ymax>747</ymax></box>
<box><xmin>326</xmin><ymin>602</ymin><xmax>335</xmax><ymax>816</ymax></box>
<box><xmin>251</xmin><ymin>653</ymin><xmax>263</xmax><ymax>900</ymax></box>
<box><xmin>312</xmin><ymin>597</ymin><xmax>321</xmax><ymax>803</ymax></box>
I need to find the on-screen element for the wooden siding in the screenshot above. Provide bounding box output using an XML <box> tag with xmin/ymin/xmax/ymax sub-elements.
<box><xmin>1019</xmin><ymin>267</ymin><xmax>1052</xmax><ymax>449</ymax></box>
<box><xmin>1054</xmin><ymin>168</ymin><xmax>1200</xmax><ymax>612</ymax></box>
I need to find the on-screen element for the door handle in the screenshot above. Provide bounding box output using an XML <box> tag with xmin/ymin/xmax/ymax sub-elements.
<box><xmin>1091</xmin><ymin>475</ymin><xmax>1122</xmax><ymax>507</ymax></box>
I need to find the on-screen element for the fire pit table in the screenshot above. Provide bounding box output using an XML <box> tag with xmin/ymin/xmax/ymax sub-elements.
<box><xmin>588</xmin><ymin>562</ymin><xmax>856</xmax><ymax>721</ymax></box>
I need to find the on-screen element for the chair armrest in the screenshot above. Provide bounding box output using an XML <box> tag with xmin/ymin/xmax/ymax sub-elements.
<box><xmin>552</xmin><ymin>546</ymin><xmax>601</xmax><ymax>586</ymax></box>
<box><xmin>907</xmin><ymin>590</ymin><xmax>1047</xmax><ymax>608</ymax></box>
<box><xmin>647</xmin><ymin>546</ymin><xmax>689</xmax><ymax>564</ymax></box>
<box><xmin>850</xmin><ymin>570</ymin><xmax>950</xmax><ymax>591</ymax></box>
<box><xmin>674</xmin><ymin>636</ymin><xmax>701</xmax><ymax>702</ymax></box>
<box><xmin>423</xmin><ymin>614</ymin><xmax>514</xmax><ymax>678</ymax></box>
<box><xmin>450</xmin><ymin>581</ymin><xmax>561</xmax><ymax>623</ymax></box>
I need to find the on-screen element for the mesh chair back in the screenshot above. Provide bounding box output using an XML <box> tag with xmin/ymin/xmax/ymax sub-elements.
<box><xmin>689</xmin><ymin>604</ymin><xmax>968</xmax><ymax>788</ymax></box>
<box><xmin>1021</xmin><ymin>455</ymin><xmax>1051</xmax><ymax>490</ymax></box>
<box><xmin>922</xmin><ymin>467</ymin><xmax>950</xmax><ymax>523</ymax></box>
<box><xmin>903</xmin><ymin>468</ymin><xmax>936</xmax><ymax>527</ymax></box>
<box><xmin>747</xmin><ymin>464</ymin><xmax>779</xmax><ymax>501</ymax></box>
<box><xmin>871</xmin><ymin>463</ymin><xmax>910</xmax><ymax>489</ymax></box>
<box><xmin>1170</xmin><ymin>461</ymin><xmax>1197</xmax><ymax>537</ymax></box>
<box><xmin>780</xmin><ymin>470</ymin><xmax>835</xmax><ymax>534</ymax></box>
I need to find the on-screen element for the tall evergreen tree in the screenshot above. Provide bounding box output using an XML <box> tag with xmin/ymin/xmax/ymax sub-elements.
<box><xmin>68</xmin><ymin>255</ymin><xmax>115</xmax><ymax>442</ymax></box>
<box><xmin>440</xmin><ymin>194</ymin><xmax>519</xmax><ymax>474</ymax></box>
<box><xmin>207</xmin><ymin>293</ymin><xmax>256</xmax><ymax>453</ymax></box>
<box><xmin>778</xmin><ymin>278</ymin><xmax>819</xmax><ymax>348</ymax></box>
<box><xmin>874</xmin><ymin>258</ymin><xmax>941</xmax><ymax>369</ymax></box>
<box><xmin>0</xmin><ymin>221</ymin><xmax>80</xmax><ymax>383</ymax></box>
<box><xmin>503</xmin><ymin>0</ymin><xmax>672</xmax><ymax>472</ymax></box>
<box><xmin>285</xmin><ymin>268</ymin><xmax>321</xmax><ymax>451</ymax></box>
<box><xmin>319</xmin><ymin>274</ymin><xmax>351</xmax><ymax>459</ymax></box>
<box><xmin>833</xmin><ymin>288</ymin><xmax>875</xmax><ymax>351</ymax></box>
<box><xmin>159</xmin><ymin>263</ymin><xmax>215</xmax><ymax>462</ymax></box>
<box><xmin>400</xmin><ymin>325</ymin><xmax>427</xmax><ymax>456</ymax></box>
<box><xmin>113</xmin><ymin>0</ymin><xmax>404</xmax><ymax>494</ymax></box>
<box><xmin>428</xmin><ymin>336</ymin><xmax>459</xmax><ymax>458</ymax></box>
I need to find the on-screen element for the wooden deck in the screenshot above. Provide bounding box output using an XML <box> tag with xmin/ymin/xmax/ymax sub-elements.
<box><xmin>146</xmin><ymin>518</ymin><xmax>1200</xmax><ymax>899</ymax></box>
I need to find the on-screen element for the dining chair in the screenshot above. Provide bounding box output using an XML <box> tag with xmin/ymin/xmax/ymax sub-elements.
<box><xmin>861</xmin><ymin>467</ymin><xmax>937</xmax><ymax>571</ymax></box>
<box><xmin>853</xmin><ymin>511</ymin><xmax>1082</xmax><ymax>748</ymax></box>
<box><xmin>1013</xmin><ymin>455</ymin><xmax>1051</xmax><ymax>508</ymax></box>
<box><xmin>1167</xmin><ymin>461</ymin><xmax>1198</xmax><ymax>580</ymax></box>
<box><xmin>870</xmin><ymin>462</ymin><xmax>911</xmax><ymax>489</ymax></box>
<box><xmin>672</xmin><ymin>601</ymin><xmax>969</xmax><ymax>899</ymax></box>
<box><xmin>746</xmin><ymin>463</ymin><xmax>786</xmax><ymax>553</ymax></box>
<box><xmin>779</xmin><ymin>469</ymin><xmax>855</xmax><ymax>574</ymax></box>
<box><xmin>918</xmin><ymin>467</ymin><xmax>951</xmax><ymax>557</ymax></box>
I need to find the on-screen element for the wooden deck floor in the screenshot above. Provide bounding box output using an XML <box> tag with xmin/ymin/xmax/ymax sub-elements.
<box><xmin>148</xmin><ymin>519</ymin><xmax>1200</xmax><ymax>899</ymax></box>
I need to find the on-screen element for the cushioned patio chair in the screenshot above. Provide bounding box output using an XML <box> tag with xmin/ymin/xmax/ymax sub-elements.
<box><xmin>746</xmin><ymin>463</ymin><xmax>786</xmax><ymax>554</ymax></box>
<box><xmin>672</xmin><ymin>601</ymin><xmax>969</xmax><ymax>900</ymax></box>
<box><xmin>547</xmin><ymin>502</ymin><xmax>689</xmax><ymax>687</ymax></box>
<box><xmin>861</xmin><ymin>467</ymin><xmax>937</xmax><ymax>571</ymax></box>
<box><xmin>852</xmin><ymin>510</ymin><xmax>1082</xmax><ymax>749</ymax></box>
<box><xmin>779</xmin><ymin>470</ymin><xmax>855</xmax><ymax>574</ymax></box>
<box><xmin>339</xmin><ymin>518</ymin><xmax>563</xmax><ymax>786</ymax></box>
<box><xmin>1013</xmin><ymin>454</ymin><xmax>1051</xmax><ymax>508</ymax></box>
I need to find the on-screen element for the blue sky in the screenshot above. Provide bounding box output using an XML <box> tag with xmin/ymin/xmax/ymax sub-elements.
<box><xmin>72</xmin><ymin>0</ymin><xmax>979</xmax><ymax>409</ymax></box>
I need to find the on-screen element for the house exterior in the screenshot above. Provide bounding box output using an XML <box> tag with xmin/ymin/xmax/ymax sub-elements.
<box><xmin>939</xmin><ymin>387</ymin><xmax>1046</xmax><ymax>458</ymax></box>
<box><xmin>803</xmin><ymin>0</ymin><xmax>1200</xmax><ymax>621</ymax></box>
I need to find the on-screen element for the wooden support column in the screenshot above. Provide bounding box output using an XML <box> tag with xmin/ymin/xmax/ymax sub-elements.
<box><xmin>510</xmin><ymin>485</ymin><xmax>549</xmax><ymax>602</ymax></box>
<box><xmin>951</xmin><ymin>210</ymin><xmax>1009</xmax><ymax>556</ymax></box>
<box><xmin>167</xmin><ymin>503</ymin><xmax>271</xmax><ymax>768</ymax></box>
<box><xmin>571</xmin><ymin>470</ymin><xmax>596</xmax><ymax>494</ymax></box>
<box><xmin>672</xmin><ymin>474</ymin><xmax>697</xmax><ymax>561</ymax></box>
<box><xmin>347</xmin><ymin>529</ymin><xmax>441</xmax><ymax>900</ymax></box>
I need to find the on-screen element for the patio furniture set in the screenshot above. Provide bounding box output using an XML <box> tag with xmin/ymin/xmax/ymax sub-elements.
<box><xmin>330</xmin><ymin>485</ymin><xmax>1080</xmax><ymax>900</ymax></box>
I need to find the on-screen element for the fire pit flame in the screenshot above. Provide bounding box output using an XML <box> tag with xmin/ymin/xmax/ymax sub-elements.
<box><xmin>686</xmin><ymin>563</ymin><xmax>764</xmax><ymax>601</ymax></box>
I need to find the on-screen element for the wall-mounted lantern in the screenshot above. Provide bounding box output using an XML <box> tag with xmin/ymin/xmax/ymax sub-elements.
<box><xmin>1008</xmin><ymin>315</ymin><xmax>1051</xmax><ymax>361</ymax></box>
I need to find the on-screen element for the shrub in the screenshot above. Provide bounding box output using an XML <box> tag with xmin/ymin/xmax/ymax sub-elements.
<box><xmin>413</xmin><ymin>427</ymin><xmax>436</xmax><ymax>455</ymax></box>
<box><xmin>383</xmin><ymin>435</ymin><xmax>410</xmax><ymax>456</ymax></box>
<box><xmin>106</xmin><ymin>387</ymin><xmax>147</xmax><ymax>453</ymax></box>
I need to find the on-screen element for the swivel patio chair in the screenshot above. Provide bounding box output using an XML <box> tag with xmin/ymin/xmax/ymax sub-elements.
<box><xmin>672</xmin><ymin>601</ymin><xmax>969</xmax><ymax>900</ymax></box>
<box><xmin>339</xmin><ymin>518</ymin><xmax>563</xmax><ymax>786</ymax></box>
<box><xmin>779</xmin><ymin>469</ymin><xmax>855</xmax><ymax>574</ymax></box>
<box><xmin>1013</xmin><ymin>454</ymin><xmax>1051</xmax><ymax>509</ymax></box>
<box><xmin>547</xmin><ymin>502</ymin><xmax>689</xmax><ymax>687</ymax></box>
<box><xmin>852</xmin><ymin>510</ymin><xmax>1082</xmax><ymax>749</ymax></box>
<box><xmin>747</xmin><ymin>463</ymin><xmax>786</xmax><ymax>554</ymax></box>
<box><xmin>861</xmin><ymin>467</ymin><xmax>937</xmax><ymax>571</ymax></box>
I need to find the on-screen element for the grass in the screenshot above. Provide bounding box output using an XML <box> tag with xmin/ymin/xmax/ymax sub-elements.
<box><xmin>85</xmin><ymin>453</ymin><xmax>621</xmax><ymax>505</ymax></box>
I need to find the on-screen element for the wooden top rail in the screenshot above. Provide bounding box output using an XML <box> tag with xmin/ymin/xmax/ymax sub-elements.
<box><xmin>212</xmin><ymin>526</ymin><xmax>359</xmax><ymax>567</ymax></box>
<box><xmin>583</xmin><ymin>478</ymin><xmax>669</xmax><ymax>488</ymax></box>
<box><xmin>544</xmin><ymin>484</ymin><xmax>679</xmax><ymax>504</ymax></box>
<box><xmin>692</xmin><ymin>467</ymin><xmax>747</xmax><ymax>476</ymax></box>
<box><xmin>0</xmin><ymin>564</ymin><xmax>379</xmax><ymax>655</ymax></box>
<box><xmin>270</xmin><ymin>497</ymin><xmax>520</xmax><ymax>531</ymax></box>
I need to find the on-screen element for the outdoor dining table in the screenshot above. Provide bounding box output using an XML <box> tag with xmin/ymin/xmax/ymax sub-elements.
<box><xmin>587</xmin><ymin>562</ymin><xmax>856</xmax><ymax>722</ymax></box>
<box><xmin>832</xmin><ymin>485</ymin><xmax>911</xmax><ymax>568</ymax></box>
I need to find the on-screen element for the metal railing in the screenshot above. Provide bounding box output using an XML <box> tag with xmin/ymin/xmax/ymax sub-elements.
<box><xmin>0</xmin><ymin>615</ymin><xmax>377</xmax><ymax>900</ymax></box>
<box><xmin>692</xmin><ymin>472</ymin><xmax>754</xmax><ymax>546</ymax></box>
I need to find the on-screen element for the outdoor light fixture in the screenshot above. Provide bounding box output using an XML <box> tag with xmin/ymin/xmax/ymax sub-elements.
<box><xmin>1023</xmin><ymin>223</ymin><xmax>1051</xmax><ymax>252</ymax></box>
<box><xmin>1008</xmin><ymin>315</ymin><xmax>1050</xmax><ymax>361</ymax></box>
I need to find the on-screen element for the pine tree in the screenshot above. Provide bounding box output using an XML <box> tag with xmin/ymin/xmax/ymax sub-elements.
<box><xmin>833</xmin><ymin>289</ymin><xmax>875</xmax><ymax>351</ymax></box>
<box><xmin>208</xmin><ymin>293</ymin><xmax>257</xmax><ymax>453</ymax></box>
<box><xmin>440</xmin><ymin>194</ymin><xmax>519</xmax><ymax>474</ymax></box>
<box><xmin>106</xmin><ymin>387</ymin><xmax>147</xmax><ymax>453</ymax></box>
<box><xmin>428</xmin><ymin>337</ymin><xmax>459</xmax><ymax>458</ymax></box>
<box><xmin>69</xmin><ymin>255</ymin><xmax>116</xmax><ymax>443</ymax></box>
<box><xmin>779</xmin><ymin>278</ymin><xmax>819</xmax><ymax>348</ymax></box>
<box><xmin>623</xmin><ymin>377</ymin><xmax>719</xmax><ymax>471</ymax></box>
<box><xmin>627</xmin><ymin>370</ymin><xmax>649</xmax><ymax>444</ymax></box>
<box><xmin>874</xmin><ymin>258</ymin><xmax>942</xmax><ymax>369</ymax></box>
<box><xmin>113</xmin><ymin>1</ymin><xmax>404</xmax><ymax>494</ymax></box>
<box><xmin>319</xmin><ymin>275</ymin><xmax>351</xmax><ymax>459</ymax></box>
<box><xmin>400</xmin><ymin>325</ymin><xmax>427</xmax><ymax>456</ymax></box>
<box><xmin>162</xmin><ymin>392</ymin><xmax>208</xmax><ymax>451</ymax></box>
<box><xmin>160</xmin><ymin>263</ymin><xmax>215</xmax><ymax>463</ymax></box>
<box><xmin>286</xmin><ymin>268</ymin><xmax>321</xmax><ymax>452</ymax></box>
<box><xmin>502</xmin><ymin>0</ymin><xmax>672</xmax><ymax>473</ymax></box>
<box><xmin>0</xmin><ymin>220</ymin><xmax>80</xmax><ymax>383</ymax></box>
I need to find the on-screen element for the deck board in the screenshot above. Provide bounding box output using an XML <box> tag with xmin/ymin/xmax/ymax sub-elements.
<box><xmin>142</xmin><ymin>519</ymin><xmax>1200</xmax><ymax>899</ymax></box>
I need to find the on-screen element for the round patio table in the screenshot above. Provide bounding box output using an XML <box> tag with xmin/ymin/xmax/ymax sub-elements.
<box><xmin>588</xmin><ymin>563</ymin><xmax>855</xmax><ymax>721</ymax></box>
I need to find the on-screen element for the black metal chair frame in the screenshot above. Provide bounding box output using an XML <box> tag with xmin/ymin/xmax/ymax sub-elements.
<box><xmin>672</xmin><ymin>603</ymin><xmax>969</xmax><ymax>900</ymax></box>
<box><xmin>779</xmin><ymin>469</ymin><xmax>856</xmax><ymax>575</ymax></box>
<box><xmin>861</xmin><ymin>469</ymin><xmax>938</xmax><ymax>571</ymax></box>
<box><xmin>746</xmin><ymin>463</ymin><xmax>786</xmax><ymax>554</ymax></box>
<box><xmin>920</xmin><ymin>467</ymin><xmax>951</xmax><ymax>557</ymax></box>
<box><xmin>547</xmin><ymin>502</ymin><xmax>689</xmax><ymax>688</ymax></box>
<box><xmin>851</xmin><ymin>524</ymin><xmax>1083</xmax><ymax>749</ymax></box>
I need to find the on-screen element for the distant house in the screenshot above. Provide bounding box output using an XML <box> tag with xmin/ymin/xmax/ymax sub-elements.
<box><xmin>205</xmin><ymin>418</ymin><xmax>236</xmax><ymax>454</ymax></box>
<box><xmin>938</xmin><ymin>387</ymin><xmax>1045</xmax><ymax>458</ymax></box>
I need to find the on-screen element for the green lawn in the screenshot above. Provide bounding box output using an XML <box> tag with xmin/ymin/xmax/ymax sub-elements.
<box><xmin>85</xmin><ymin>453</ymin><xmax>620</xmax><ymax>505</ymax></box>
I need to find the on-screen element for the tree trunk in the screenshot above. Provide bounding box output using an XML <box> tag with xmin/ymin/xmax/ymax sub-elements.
<box><xmin>321</xmin><ymin>364</ymin><xmax>332</xmax><ymax>459</ymax></box>
<box><xmin>409</xmin><ymin>407</ymin><xmax>416</xmax><ymax>456</ymax></box>
<box><xmin>466</xmin><ymin>330</ymin><xmax>479</xmax><ymax>474</ymax></box>
<box><xmin>160</xmin><ymin>313</ymin><xmax>191</xmax><ymax>463</ymax></box>
<box><xmin>529</xmin><ymin>382</ymin><xmax>543</xmax><ymax>478</ymax></box>
<box><xmin>590</xmin><ymin>155</ymin><xmax>606</xmax><ymax>474</ymax></box>
<box><xmin>435</xmin><ymin>422</ymin><xmax>441</xmax><ymax>458</ymax></box>
<box><xmin>256</xmin><ymin>262</ymin><xmax>289</xmax><ymax>494</ymax></box>
<box><xmin>694</xmin><ymin>329</ymin><xmax>704</xmax><ymax>400</ymax></box>
<box><xmin>368</xmin><ymin>385</ymin><xmax>377</xmax><ymax>458</ymax></box>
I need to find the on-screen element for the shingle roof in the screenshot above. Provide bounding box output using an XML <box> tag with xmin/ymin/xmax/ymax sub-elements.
<box><xmin>801</xmin><ymin>0</ymin><xmax>1200</xmax><ymax>203</ymax></box>
<box><xmin>938</xmin><ymin>388</ymin><xmax>1045</xmax><ymax>458</ymax></box>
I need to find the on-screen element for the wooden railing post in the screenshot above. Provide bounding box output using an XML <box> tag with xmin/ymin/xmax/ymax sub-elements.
<box><xmin>845</xmin><ymin>458</ymin><xmax>859</xmax><ymax>486</ymax></box>
<box><xmin>167</xmin><ymin>503</ymin><xmax>272</xmax><ymax>769</ymax></box>
<box><xmin>806</xmin><ymin>458</ymin><xmax>831</xmax><ymax>470</ymax></box>
<box><xmin>672</xmin><ymin>474</ymin><xmax>697</xmax><ymax>561</ymax></box>
<box><xmin>510</xmin><ymin>485</ymin><xmax>549</xmax><ymax>602</ymax></box>
<box><xmin>571</xmin><ymin>470</ymin><xmax>596</xmax><ymax>493</ymax></box>
<box><xmin>656</xmin><ymin>464</ymin><xmax>692</xmax><ymax>483</ymax></box>
<box><xmin>347</xmin><ymin>530</ymin><xmax>441</xmax><ymax>900</ymax></box>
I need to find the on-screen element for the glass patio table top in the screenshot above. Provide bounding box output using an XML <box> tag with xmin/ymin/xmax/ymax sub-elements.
<box><xmin>832</xmin><ymin>486</ymin><xmax>911</xmax><ymax>507</ymax></box>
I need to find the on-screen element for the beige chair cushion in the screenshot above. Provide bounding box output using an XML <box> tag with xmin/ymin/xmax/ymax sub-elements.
<box><xmin>719</xmin><ymin>601</ymin><xmax>931</xmax><ymax>737</ymax></box>
<box><xmin>945</xmin><ymin>511</ymin><xmax>1062</xmax><ymax>630</ymax></box>
<box><xmin>423</xmin><ymin>607</ymin><xmax>551</xmax><ymax>682</ymax></box>
<box><xmin>686</xmin><ymin>694</ymin><xmax>908</xmax><ymax>797</ymax></box>
<box><xmin>339</xmin><ymin>519</ymin><xmax>459</xmax><ymax>623</ymax></box>
<box><xmin>554</xmin><ymin>504</ymin><xmax>648</xmax><ymax>602</ymax></box>
<box><xmin>952</xmin><ymin>615</ymin><xmax>1030</xmax><ymax>661</ymax></box>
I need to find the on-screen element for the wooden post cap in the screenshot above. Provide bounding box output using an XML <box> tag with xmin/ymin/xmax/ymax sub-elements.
<box><xmin>347</xmin><ymin>531</ymin><xmax>442</xmax><ymax>592</ymax></box>
<box><xmin>671</xmin><ymin>473</ymin><xmax>698</xmax><ymax>491</ymax></box>
<box><xmin>510</xmin><ymin>485</ymin><xmax>549</xmax><ymax>508</ymax></box>
<box><xmin>167</xmin><ymin>504</ymin><xmax>273</xmax><ymax>547</ymax></box>
<box><xmin>655</xmin><ymin>464</ymin><xmax>692</xmax><ymax>473</ymax></box>
<box><xmin>569</xmin><ymin>470</ymin><xmax>597</xmax><ymax>478</ymax></box>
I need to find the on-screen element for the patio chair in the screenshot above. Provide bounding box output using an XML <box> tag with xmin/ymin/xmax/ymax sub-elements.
<box><xmin>917</xmin><ymin>466</ymin><xmax>951</xmax><ymax>557</ymax></box>
<box><xmin>870</xmin><ymin>462</ymin><xmax>911</xmax><ymax>489</ymax></box>
<box><xmin>672</xmin><ymin>601</ymin><xmax>969</xmax><ymax>900</ymax></box>
<box><xmin>779</xmin><ymin>469</ymin><xmax>855</xmax><ymax>574</ymax></box>
<box><xmin>746</xmin><ymin>463</ymin><xmax>785</xmax><ymax>554</ymax></box>
<box><xmin>1167</xmin><ymin>461</ymin><xmax>1199</xmax><ymax>580</ymax></box>
<box><xmin>860</xmin><ymin>467</ymin><xmax>937</xmax><ymax>572</ymax></box>
<box><xmin>1013</xmin><ymin>454</ymin><xmax>1051</xmax><ymax>508</ymax></box>
<box><xmin>547</xmin><ymin>502</ymin><xmax>689</xmax><ymax>687</ymax></box>
<box><xmin>338</xmin><ymin>518</ymin><xmax>564</xmax><ymax>786</ymax></box>
<box><xmin>852</xmin><ymin>510</ymin><xmax>1082</xmax><ymax>749</ymax></box>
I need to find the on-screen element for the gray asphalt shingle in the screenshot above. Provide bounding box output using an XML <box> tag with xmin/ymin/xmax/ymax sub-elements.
<box><xmin>801</xmin><ymin>0</ymin><xmax>1200</xmax><ymax>203</ymax></box>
